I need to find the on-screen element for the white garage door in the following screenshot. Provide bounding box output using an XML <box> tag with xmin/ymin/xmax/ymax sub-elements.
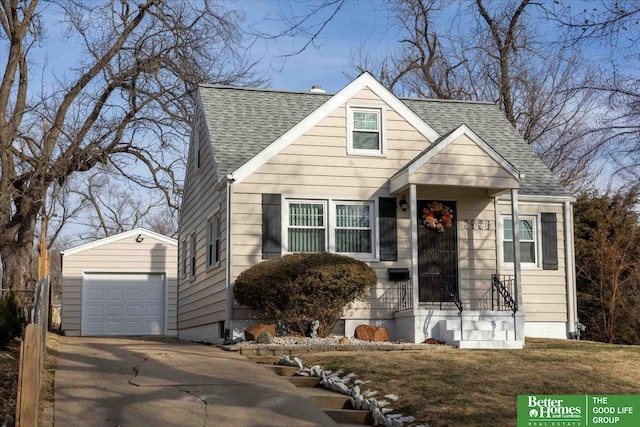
<box><xmin>82</xmin><ymin>273</ymin><xmax>165</xmax><ymax>336</ymax></box>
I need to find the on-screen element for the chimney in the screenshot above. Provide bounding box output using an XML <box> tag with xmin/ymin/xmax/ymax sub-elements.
<box><xmin>310</xmin><ymin>85</ymin><xmax>326</xmax><ymax>93</ymax></box>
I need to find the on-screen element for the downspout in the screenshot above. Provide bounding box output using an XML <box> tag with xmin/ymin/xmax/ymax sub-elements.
<box><xmin>224</xmin><ymin>174</ymin><xmax>235</xmax><ymax>340</ymax></box>
<box><xmin>564</xmin><ymin>200</ymin><xmax>577</xmax><ymax>337</ymax></box>
<box><xmin>510</xmin><ymin>189</ymin><xmax>522</xmax><ymax>338</ymax></box>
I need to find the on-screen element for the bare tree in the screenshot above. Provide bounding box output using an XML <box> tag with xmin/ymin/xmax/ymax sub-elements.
<box><xmin>352</xmin><ymin>0</ymin><xmax>604</xmax><ymax>190</ymax></box>
<box><xmin>0</xmin><ymin>0</ymin><xmax>265</xmax><ymax>291</ymax></box>
<box><xmin>146</xmin><ymin>206</ymin><xmax>179</xmax><ymax>238</ymax></box>
<box><xmin>351</xmin><ymin>0</ymin><xmax>471</xmax><ymax>98</ymax></box>
<box><xmin>71</xmin><ymin>169</ymin><xmax>161</xmax><ymax>240</ymax></box>
<box><xmin>553</xmin><ymin>0</ymin><xmax>640</xmax><ymax>182</ymax></box>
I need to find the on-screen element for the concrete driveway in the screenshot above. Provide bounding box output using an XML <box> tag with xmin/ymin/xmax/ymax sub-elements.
<box><xmin>53</xmin><ymin>336</ymin><xmax>338</xmax><ymax>427</ymax></box>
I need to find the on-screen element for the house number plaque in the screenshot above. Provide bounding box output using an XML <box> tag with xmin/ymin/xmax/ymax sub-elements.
<box><xmin>463</xmin><ymin>220</ymin><xmax>492</xmax><ymax>230</ymax></box>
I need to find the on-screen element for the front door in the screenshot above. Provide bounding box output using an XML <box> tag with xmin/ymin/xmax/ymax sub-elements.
<box><xmin>417</xmin><ymin>200</ymin><xmax>458</xmax><ymax>302</ymax></box>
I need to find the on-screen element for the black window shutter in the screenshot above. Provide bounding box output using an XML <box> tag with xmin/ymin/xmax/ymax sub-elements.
<box><xmin>379</xmin><ymin>197</ymin><xmax>398</xmax><ymax>261</ymax></box>
<box><xmin>262</xmin><ymin>194</ymin><xmax>282</xmax><ymax>259</ymax></box>
<box><xmin>541</xmin><ymin>212</ymin><xmax>558</xmax><ymax>270</ymax></box>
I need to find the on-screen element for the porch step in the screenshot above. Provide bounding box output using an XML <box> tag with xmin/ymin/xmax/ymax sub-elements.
<box><xmin>324</xmin><ymin>408</ymin><xmax>374</xmax><ymax>425</ymax></box>
<box><xmin>440</xmin><ymin>319</ymin><xmax>514</xmax><ymax>331</ymax></box>
<box><xmin>438</xmin><ymin>318</ymin><xmax>523</xmax><ymax>349</ymax></box>
<box><xmin>457</xmin><ymin>339</ymin><xmax>523</xmax><ymax>350</ymax></box>
<box><xmin>442</xmin><ymin>329</ymin><xmax>517</xmax><ymax>341</ymax></box>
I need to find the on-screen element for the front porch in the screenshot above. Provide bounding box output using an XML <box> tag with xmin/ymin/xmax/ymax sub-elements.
<box><xmin>383</xmin><ymin>124</ymin><xmax>527</xmax><ymax>349</ymax></box>
<box><xmin>390</xmin><ymin>274</ymin><xmax>524</xmax><ymax>349</ymax></box>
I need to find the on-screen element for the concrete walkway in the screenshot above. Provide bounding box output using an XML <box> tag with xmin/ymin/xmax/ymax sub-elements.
<box><xmin>53</xmin><ymin>336</ymin><xmax>338</xmax><ymax>427</ymax></box>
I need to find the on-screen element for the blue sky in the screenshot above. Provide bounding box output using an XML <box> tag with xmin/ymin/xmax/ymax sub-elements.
<box><xmin>233</xmin><ymin>0</ymin><xmax>396</xmax><ymax>92</ymax></box>
<box><xmin>29</xmin><ymin>1</ymin><xmax>395</xmax><ymax>94</ymax></box>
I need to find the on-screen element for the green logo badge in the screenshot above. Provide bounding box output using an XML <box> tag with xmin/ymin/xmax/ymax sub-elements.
<box><xmin>518</xmin><ymin>395</ymin><xmax>640</xmax><ymax>426</ymax></box>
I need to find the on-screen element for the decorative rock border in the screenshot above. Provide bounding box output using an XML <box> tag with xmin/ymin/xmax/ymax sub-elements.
<box><xmin>276</xmin><ymin>355</ymin><xmax>427</xmax><ymax>427</ymax></box>
<box><xmin>221</xmin><ymin>336</ymin><xmax>447</xmax><ymax>356</ymax></box>
<box><xmin>224</xmin><ymin>343</ymin><xmax>432</xmax><ymax>356</ymax></box>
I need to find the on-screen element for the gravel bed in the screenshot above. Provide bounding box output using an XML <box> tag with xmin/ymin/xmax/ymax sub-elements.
<box><xmin>222</xmin><ymin>336</ymin><xmax>449</xmax><ymax>354</ymax></box>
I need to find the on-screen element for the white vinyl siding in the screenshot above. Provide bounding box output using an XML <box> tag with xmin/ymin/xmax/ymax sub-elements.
<box><xmin>178</xmin><ymin>109</ymin><xmax>227</xmax><ymax>335</ymax></box>
<box><xmin>498</xmin><ymin>201</ymin><xmax>568</xmax><ymax>324</ymax></box>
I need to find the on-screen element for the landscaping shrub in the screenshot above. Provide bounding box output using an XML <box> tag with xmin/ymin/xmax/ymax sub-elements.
<box><xmin>0</xmin><ymin>292</ymin><xmax>26</xmax><ymax>349</ymax></box>
<box><xmin>233</xmin><ymin>252</ymin><xmax>377</xmax><ymax>337</ymax></box>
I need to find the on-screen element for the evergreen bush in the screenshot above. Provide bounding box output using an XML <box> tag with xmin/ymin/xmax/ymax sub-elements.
<box><xmin>0</xmin><ymin>292</ymin><xmax>26</xmax><ymax>349</ymax></box>
<box><xmin>233</xmin><ymin>252</ymin><xmax>377</xmax><ymax>337</ymax></box>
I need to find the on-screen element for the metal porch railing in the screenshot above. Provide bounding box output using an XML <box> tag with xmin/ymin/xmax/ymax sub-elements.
<box><xmin>439</xmin><ymin>274</ymin><xmax>463</xmax><ymax>340</ymax></box>
<box><xmin>491</xmin><ymin>274</ymin><xmax>518</xmax><ymax>340</ymax></box>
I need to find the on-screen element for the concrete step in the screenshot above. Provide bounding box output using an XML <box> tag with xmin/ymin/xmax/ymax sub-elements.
<box><xmin>455</xmin><ymin>339</ymin><xmax>524</xmax><ymax>350</ymax></box>
<box><xmin>324</xmin><ymin>408</ymin><xmax>374</xmax><ymax>425</ymax></box>
<box><xmin>440</xmin><ymin>319</ymin><xmax>514</xmax><ymax>332</ymax></box>
<box><xmin>262</xmin><ymin>364</ymin><xmax>300</xmax><ymax>376</ymax></box>
<box><xmin>245</xmin><ymin>355</ymin><xmax>282</xmax><ymax>364</ymax></box>
<box><xmin>283</xmin><ymin>376</ymin><xmax>321</xmax><ymax>387</ymax></box>
<box><xmin>441</xmin><ymin>329</ymin><xmax>517</xmax><ymax>341</ymax></box>
<box><xmin>297</xmin><ymin>386</ymin><xmax>353</xmax><ymax>409</ymax></box>
<box><xmin>312</xmin><ymin>394</ymin><xmax>352</xmax><ymax>410</ymax></box>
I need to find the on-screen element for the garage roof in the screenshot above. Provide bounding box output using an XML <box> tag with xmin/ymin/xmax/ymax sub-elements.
<box><xmin>61</xmin><ymin>228</ymin><xmax>177</xmax><ymax>257</ymax></box>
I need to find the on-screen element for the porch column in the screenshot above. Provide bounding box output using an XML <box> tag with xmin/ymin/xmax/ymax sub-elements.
<box><xmin>410</xmin><ymin>184</ymin><xmax>419</xmax><ymax>310</ymax></box>
<box><xmin>510</xmin><ymin>188</ymin><xmax>522</xmax><ymax>310</ymax></box>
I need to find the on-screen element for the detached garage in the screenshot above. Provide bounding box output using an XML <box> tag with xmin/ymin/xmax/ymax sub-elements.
<box><xmin>61</xmin><ymin>228</ymin><xmax>177</xmax><ymax>336</ymax></box>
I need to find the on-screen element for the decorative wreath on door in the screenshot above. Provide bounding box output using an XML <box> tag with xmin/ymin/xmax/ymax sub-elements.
<box><xmin>422</xmin><ymin>202</ymin><xmax>454</xmax><ymax>232</ymax></box>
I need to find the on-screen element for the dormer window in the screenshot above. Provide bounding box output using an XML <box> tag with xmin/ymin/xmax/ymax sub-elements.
<box><xmin>347</xmin><ymin>104</ymin><xmax>385</xmax><ymax>156</ymax></box>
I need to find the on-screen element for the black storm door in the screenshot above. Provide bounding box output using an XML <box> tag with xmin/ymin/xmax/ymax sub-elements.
<box><xmin>417</xmin><ymin>200</ymin><xmax>458</xmax><ymax>302</ymax></box>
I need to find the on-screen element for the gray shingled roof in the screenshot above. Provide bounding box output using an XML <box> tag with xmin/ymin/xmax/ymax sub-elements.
<box><xmin>198</xmin><ymin>84</ymin><xmax>569</xmax><ymax>197</ymax></box>
<box><xmin>198</xmin><ymin>85</ymin><xmax>330</xmax><ymax>176</ymax></box>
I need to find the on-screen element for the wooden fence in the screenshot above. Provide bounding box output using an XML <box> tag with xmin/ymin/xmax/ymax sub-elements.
<box><xmin>15</xmin><ymin>277</ymin><xmax>50</xmax><ymax>427</ymax></box>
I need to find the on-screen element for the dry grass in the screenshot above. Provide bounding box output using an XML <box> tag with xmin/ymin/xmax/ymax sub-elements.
<box><xmin>39</xmin><ymin>332</ymin><xmax>62</xmax><ymax>422</ymax></box>
<box><xmin>0</xmin><ymin>339</ymin><xmax>21</xmax><ymax>423</ymax></box>
<box><xmin>0</xmin><ymin>332</ymin><xmax>62</xmax><ymax>425</ymax></box>
<box><xmin>303</xmin><ymin>338</ymin><xmax>640</xmax><ymax>427</ymax></box>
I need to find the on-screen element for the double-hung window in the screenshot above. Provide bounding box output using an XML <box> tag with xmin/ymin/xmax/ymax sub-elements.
<box><xmin>285</xmin><ymin>199</ymin><xmax>375</xmax><ymax>259</ymax></box>
<box><xmin>288</xmin><ymin>201</ymin><xmax>326</xmax><ymax>252</ymax></box>
<box><xmin>181</xmin><ymin>240</ymin><xmax>188</xmax><ymax>278</ymax></box>
<box><xmin>206</xmin><ymin>211</ymin><xmax>221</xmax><ymax>268</ymax></box>
<box><xmin>334</xmin><ymin>202</ymin><xmax>372</xmax><ymax>254</ymax></box>
<box><xmin>347</xmin><ymin>104</ymin><xmax>384</xmax><ymax>156</ymax></box>
<box><xmin>502</xmin><ymin>216</ymin><xmax>538</xmax><ymax>266</ymax></box>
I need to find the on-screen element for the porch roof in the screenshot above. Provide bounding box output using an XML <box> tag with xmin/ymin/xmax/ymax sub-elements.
<box><xmin>389</xmin><ymin>124</ymin><xmax>520</xmax><ymax>194</ymax></box>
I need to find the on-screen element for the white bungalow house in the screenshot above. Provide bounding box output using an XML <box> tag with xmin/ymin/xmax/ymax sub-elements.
<box><xmin>177</xmin><ymin>72</ymin><xmax>578</xmax><ymax>349</ymax></box>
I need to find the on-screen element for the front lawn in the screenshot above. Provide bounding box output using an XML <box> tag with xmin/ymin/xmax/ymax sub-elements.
<box><xmin>303</xmin><ymin>338</ymin><xmax>640</xmax><ymax>426</ymax></box>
